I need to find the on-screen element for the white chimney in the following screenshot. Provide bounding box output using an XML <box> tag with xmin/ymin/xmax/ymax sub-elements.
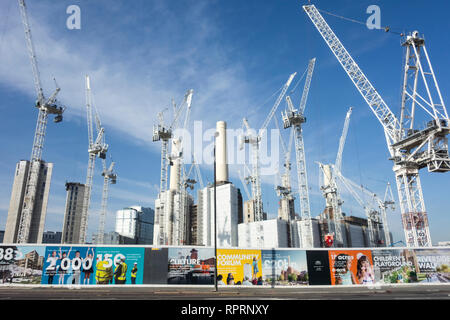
<box><xmin>216</xmin><ymin>121</ymin><xmax>228</xmax><ymax>183</ymax></box>
<box><xmin>169</xmin><ymin>139</ymin><xmax>181</xmax><ymax>191</ymax></box>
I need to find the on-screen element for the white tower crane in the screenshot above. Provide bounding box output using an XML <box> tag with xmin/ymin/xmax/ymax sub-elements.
<box><xmin>16</xmin><ymin>0</ymin><xmax>66</xmax><ymax>243</ymax></box>
<box><xmin>334</xmin><ymin>171</ymin><xmax>380</xmax><ymax>247</ymax></box>
<box><xmin>281</xmin><ymin>58</ymin><xmax>316</xmax><ymax>248</ymax></box>
<box><xmin>303</xmin><ymin>4</ymin><xmax>450</xmax><ymax>247</ymax></box>
<box><xmin>240</xmin><ymin>72</ymin><xmax>297</xmax><ymax>222</ymax></box>
<box><xmin>317</xmin><ymin>107</ymin><xmax>352</xmax><ymax>247</ymax></box>
<box><xmin>274</xmin><ymin>116</ymin><xmax>295</xmax><ymax>223</ymax></box>
<box><xmin>79</xmin><ymin>75</ymin><xmax>108</xmax><ymax>244</ymax></box>
<box><xmin>96</xmin><ymin>158</ymin><xmax>117</xmax><ymax>244</ymax></box>
<box><xmin>153</xmin><ymin>89</ymin><xmax>193</xmax><ymax>245</ymax></box>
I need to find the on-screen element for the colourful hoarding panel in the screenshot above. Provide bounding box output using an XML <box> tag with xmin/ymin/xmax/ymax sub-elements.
<box><xmin>328</xmin><ymin>249</ymin><xmax>374</xmax><ymax>285</ymax></box>
<box><xmin>217</xmin><ymin>249</ymin><xmax>262</xmax><ymax>286</ymax></box>
<box><xmin>261</xmin><ymin>249</ymin><xmax>309</xmax><ymax>286</ymax></box>
<box><xmin>413</xmin><ymin>248</ymin><xmax>450</xmax><ymax>283</ymax></box>
<box><xmin>41</xmin><ymin>246</ymin><xmax>96</xmax><ymax>285</ymax></box>
<box><xmin>168</xmin><ymin>247</ymin><xmax>215</xmax><ymax>285</ymax></box>
<box><xmin>0</xmin><ymin>245</ymin><xmax>45</xmax><ymax>284</ymax></box>
<box><xmin>372</xmin><ymin>249</ymin><xmax>418</xmax><ymax>284</ymax></box>
<box><xmin>94</xmin><ymin>247</ymin><xmax>145</xmax><ymax>285</ymax></box>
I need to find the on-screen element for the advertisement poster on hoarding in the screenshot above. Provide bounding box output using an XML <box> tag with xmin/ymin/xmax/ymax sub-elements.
<box><xmin>168</xmin><ymin>247</ymin><xmax>215</xmax><ymax>285</ymax></box>
<box><xmin>0</xmin><ymin>245</ymin><xmax>45</xmax><ymax>284</ymax></box>
<box><xmin>143</xmin><ymin>247</ymin><xmax>168</xmax><ymax>284</ymax></box>
<box><xmin>95</xmin><ymin>247</ymin><xmax>145</xmax><ymax>285</ymax></box>
<box><xmin>328</xmin><ymin>250</ymin><xmax>374</xmax><ymax>285</ymax></box>
<box><xmin>261</xmin><ymin>250</ymin><xmax>308</xmax><ymax>286</ymax></box>
<box><xmin>413</xmin><ymin>248</ymin><xmax>450</xmax><ymax>283</ymax></box>
<box><xmin>372</xmin><ymin>249</ymin><xmax>418</xmax><ymax>284</ymax></box>
<box><xmin>217</xmin><ymin>249</ymin><xmax>262</xmax><ymax>285</ymax></box>
<box><xmin>306</xmin><ymin>250</ymin><xmax>332</xmax><ymax>285</ymax></box>
<box><xmin>41</xmin><ymin>246</ymin><xmax>96</xmax><ymax>285</ymax></box>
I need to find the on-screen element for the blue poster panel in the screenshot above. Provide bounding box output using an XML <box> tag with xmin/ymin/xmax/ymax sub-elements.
<box><xmin>94</xmin><ymin>247</ymin><xmax>145</xmax><ymax>285</ymax></box>
<box><xmin>261</xmin><ymin>249</ymin><xmax>309</xmax><ymax>286</ymax></box>
<box><xmin>41</xmin><ymin>246</ymin><xmax>96</xmax><ymax>285</ymax></box>
<box><xmin>168</xmin><ymin>247</ymin><xmax>215</xmax><ymax>285</ymax></box>
<box><xmin>0</xmin><ymin>246</ymin><xmax>45</xmax><ymax>284</ymax></box>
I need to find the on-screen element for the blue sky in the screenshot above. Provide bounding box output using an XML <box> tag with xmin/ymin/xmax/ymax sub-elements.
<box><xmin>0</xmin><ymin>0</ymin><xmax>449</xmax><ymax>245</ymax></box>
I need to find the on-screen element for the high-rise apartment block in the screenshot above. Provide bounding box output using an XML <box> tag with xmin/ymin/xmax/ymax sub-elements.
<box><xmin>61</xmin><ymin>182</ymin><xmax>86</xmax><ymax>244</ymax></box>
<box><xmin>3</xmin><ymin>160</ymin><xmax>53</xmax><ymax>243</ymax></box>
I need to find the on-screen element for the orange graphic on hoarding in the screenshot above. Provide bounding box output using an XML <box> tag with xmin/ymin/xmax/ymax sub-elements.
<box><xmin>328</xmin><ymin>250</ymin><xmax>374</xmax><ymax>285</ymax></box>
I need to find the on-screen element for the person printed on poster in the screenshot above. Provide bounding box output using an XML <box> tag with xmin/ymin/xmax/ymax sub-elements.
<box><xmin>356</xmin><ymin>254</ymin><xmax>374</xmax><ymax>285</ymax></box>
<box><xmin>334</xmin><ymin>253</ymin><xmax>357</xmax><ymax>285</ymax></box>
<box><xmin>58</xmin><ymin>248</ymin><xmax>72</xmax><ymax>285</ymax></box>
<box><xmin>45</xmin><ymin>250</ymin><xmax>58</xmax><ymax>285</ymax></box>
<box><xmin>83</xmin><ymin>248</ymin><xmax>95</xmax><ymax>285</ymax></box>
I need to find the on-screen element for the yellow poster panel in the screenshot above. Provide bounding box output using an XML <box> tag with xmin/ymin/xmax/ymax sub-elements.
<box><xmin>216</xmin><ymin>249</ymin><xmax>262</xmax><ymax>285</ymax></box>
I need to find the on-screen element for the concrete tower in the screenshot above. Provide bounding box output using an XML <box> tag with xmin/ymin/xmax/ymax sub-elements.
<box><xmin>216</xmin><ymin>121</ymin><xmax>229</xmax><ymax>184</ymax></box>
<box><xmin>4</xmin><ymin>160</ymin><xmax>53</xmax><ymax>243</ymax></box>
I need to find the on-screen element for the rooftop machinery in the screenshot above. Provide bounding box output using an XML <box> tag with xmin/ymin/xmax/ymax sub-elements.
<box><xmin>79</xmin><ymin>75</ymin><xmax>108</xmax><ymax>244</ymax></box>
<box><xmin>282</xmin><ymin>58</ymin><xmax>316</xmax><ymax>248</ymax></box>
<box><xmin>240</xmin><ymin>72</ymin><xmax>297</xmax><ymax>222</ymax></box>
<box><xmin>303</xmin><ymin>4</ymin><xmax>450</xmax><ymax>247</ymax></box>
<box><xmin>317</xmin><ymin>107</ymin><xmax>352</xmax><ymax>247</ymax></box>
<box><xmin>17</xmin><ymin>0</ymin><xmax>66</xmax><ymax>243</ymax></box>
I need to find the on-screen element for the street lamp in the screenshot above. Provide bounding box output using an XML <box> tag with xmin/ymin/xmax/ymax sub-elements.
<box><xmin>214</xmin><ymin>131</ymin><xmax>219</xmax><ymax>292</ymax></box>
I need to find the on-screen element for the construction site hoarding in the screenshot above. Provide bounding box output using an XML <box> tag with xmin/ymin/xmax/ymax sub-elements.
<box><xmin>328</xmin><ymin>249</ymin><xmax>374</xmax><ymax>285</ymax></box>
<box><xmin>0</xmin><ymin>245</ymin><xmax>44</xmax><ymax>284</ymax></box>
<box><xmin>1</xmin><ymin>245</ymin><xmax>449</xmax><ymax>286</ymax></box>
<box><xmin>168</xmin><ymin>247</ymin><xmax>215</xmax><ymax>285</ymax></box>
<box><xmin>306</xmin><ymin>250</ymin><xmax>332</xmax><ymax>285</ymax></box>
<box><xmin>216</xmin><ymin>248</ymin><xmax>262</xmax><ymax>285</ymax></box>
<box><xmin>261</xmin><ymin>249</ymin><xmax>309</xmax><ymax>286</ymax></box>
<box><xmin>42</xmin><ymin>246</ymin><xmax>96</xmax><ymax>285</ymax></box>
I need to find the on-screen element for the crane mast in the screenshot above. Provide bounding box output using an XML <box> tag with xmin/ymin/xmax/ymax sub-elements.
<box><xmin>303</xmin><ymin>4</ymin><xmax>450</xmax><ymax>247</ymax></box>
<box><xmin>97</xmin><ymin>159</ymin><xmax>117</xmax><ymax>244</ymax></box>
<box><xmin>242</xmin><ymin>72</ymin><xmax>296</xmax><ymax>222</ymax></box>
<box><xmin>17</xmin><ymin>0</ymin><xmax>65</xmax><ymax>243</ymax></box>
<box><xmin>79</xmin><ymin>76</ymin><xmax>108</xmax><ymax>244</ymax></box>
<box><xmin>282</xmin><ymin>58</ymin><xmax>315</xmax><ymax>248</ymax></box>
<box><xmin>317</xmin><ymin>107</ymin><xmax>352</xmax><ymax>247</ymax></box>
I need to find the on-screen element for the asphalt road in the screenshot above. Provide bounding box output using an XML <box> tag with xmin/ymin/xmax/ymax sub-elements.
<box><xmin>0</xmin><ymin>283</ymin><xmax>449</xmax><ymax>300</ymax></box>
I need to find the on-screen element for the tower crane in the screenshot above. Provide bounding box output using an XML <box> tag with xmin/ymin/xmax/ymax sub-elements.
<box><xmin>96</xmin><ymin>157</ymin><xmax>117</xmax><ymax>244</ymax></box>
<box><xmin>173</xmin><ymin>89</ymin><xmax>194</xmax><ymax>245</ymax></box>
<box><xmin>152</xmin><ymin>89</ymin><xmax>193</xmax><ymax>245</ymax></box>
<box><xmin>240</xmin><ymin>72</ymin><xmax>297</xmax><ymax>222</ymax></box>
<box><xmin>281</xmin><ymin>58</ymin><xmax>316</xmax><ymax>248</ymax></box>
<box><xmin>274</xmin><ymin>116</ymin><xmax>295</xmax><ymax>222</ymax></box>
<box><xmin>16</xmin><ymin>0</ymin><xmax>66</xmax><ymax>243</ymax></box>
<box><xmin>303</xmin><ymin>4</ymin><xmax>450</xmax><ymax>247</ymax></box>
<box><xmin>79</xmin><ymin>75</ymin><xmax>108</xmax><ymax>244</ymax></box>
<box><xmin>317</xmin><ymin>107</ymin><xmax>352</xmax><ymax>247</ymax></box>
<box><xmin>334</xmin><ymin>171</ymin><xmax>380</xmax><ymax>247</ymax></box>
